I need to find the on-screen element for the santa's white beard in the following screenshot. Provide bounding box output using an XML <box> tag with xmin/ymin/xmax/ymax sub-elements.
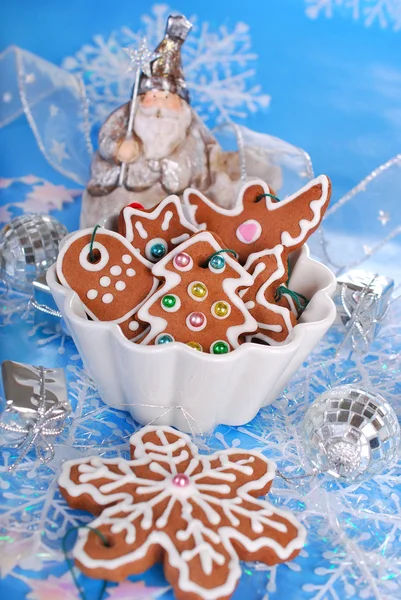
<box><xmin>134</xmin><ymin>103</ymin><xmax>192</xmax><ymax>160</ymax></box>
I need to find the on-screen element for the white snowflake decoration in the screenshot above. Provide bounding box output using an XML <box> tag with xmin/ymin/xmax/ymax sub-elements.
<box><xmin>62</xmin><ymin>3</ymin><xmax>270</xmax><ymax>128</ymax></box>
<box><xmin>305</xmin><ymin>0</ymin><xmax>401</xmax><ymax>30</ymax></box>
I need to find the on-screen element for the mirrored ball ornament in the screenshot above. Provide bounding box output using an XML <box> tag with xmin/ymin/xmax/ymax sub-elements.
<box><xmin>302</xmin><ymin>385</ymin><xmax>400</xmax><ymax>482</ymax></box>
<box><xmin>0</xmin><ymin>214</ymin><xmax>68</xmax><ymax>293</ymax></box>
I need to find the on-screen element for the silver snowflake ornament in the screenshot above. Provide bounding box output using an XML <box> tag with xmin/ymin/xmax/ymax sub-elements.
<box><xmin>123</xmin><ymin>37</ymin><xmax>160</xmax><ymax>77</ymax></box>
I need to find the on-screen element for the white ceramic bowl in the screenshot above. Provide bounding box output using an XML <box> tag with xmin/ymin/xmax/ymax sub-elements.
<box><xmin>47</xmin><ymin>243</ymin><xmax>336</xmax><ymax>433</ymax></box>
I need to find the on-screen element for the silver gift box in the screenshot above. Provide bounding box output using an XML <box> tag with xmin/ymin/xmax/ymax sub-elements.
<box><xmin>334</xmin><ymin>270</ymin><xmax>394</xmax><ymax>343</ymax></box>
<box><xmin>0</xmin><ymin>361</ymin><xmax>69</xmax><ymax>447</ymax></box>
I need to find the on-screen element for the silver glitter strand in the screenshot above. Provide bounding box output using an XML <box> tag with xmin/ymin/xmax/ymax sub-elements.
<box><xmin>118</xmin><ymin>38</ymin><xmax>160</xmax><ymax>186</ymax></box>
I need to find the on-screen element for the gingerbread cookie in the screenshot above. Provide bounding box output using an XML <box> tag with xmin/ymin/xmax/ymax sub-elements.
<box><xmin>183</xmin><ymin>175</ymin><xmax>332</xmax><ymax>264</ymax></box>
<box><xmin>59</xmin><ymin>425</ymin><xmax>306</xmax><ymax>600</ymax></box>
<box><xmin>56</xmin><ymin>228</ymin><xmax>157</xmax><ymax>339</ymax></box>
<box><xmin>119</xmin><ymin>195</ymin><xmax>198</xmax><ymax>262</ymax></box>
<box><xmin>136</xmin><ymin>231</ymin><xmax>258</xmax><ymax>353</ymax></box>
<box><xmin>241</xmin><ymin>245</ymin><xmax>298</xmax><ymax>345</ymax></box>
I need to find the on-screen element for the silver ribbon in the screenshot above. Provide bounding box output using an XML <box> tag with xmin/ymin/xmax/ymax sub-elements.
<box><xmin>0</xmin><ymin>365</ymin><xmax>71</xmax><ymax>471</ymax></box>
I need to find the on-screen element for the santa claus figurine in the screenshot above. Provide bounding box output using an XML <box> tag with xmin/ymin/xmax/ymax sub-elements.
<box><xmin>80</xmin><ymin>14</ymin><xmax>281</xmax><ymax>227</ymax></box>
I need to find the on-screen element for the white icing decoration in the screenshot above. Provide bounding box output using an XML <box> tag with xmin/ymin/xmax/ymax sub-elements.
<box><xmin>161</xmin><ymin>210</ymin><xmax>173</xmax><ymax>231</ymax></box>
<box><xmin>186</xmin><ymin>313</ymin><xmax>207</xmax><ymax>332</ymax></box>
<box><xmin>100</xmin><ymin>276</ymin><xmax>111</xmax><ymax>287</ymax></box>
<box><xmin>87</xmin><ymin>289</ymin><xmax>98</xmax><ymax>300</ymax></box>
<box><xmin>128</xmin><ymin>321</ymin><xmax>139</xmax><ymax>331</ymax></box>
<box><xmin>78</xmin><ymin>242</ymin><xmax>109</xmax><ymax>272</ymax></box>
<box><xmin>235</xmin><ymin>219</ymin><xmax>262</xmax><ymax>244</ymax></box>
<box><xmin>126</xmin><ymin>268</ymin><xmax>136</xmax><ymax>277</ymax></box>
<box><xmin>110</xmin><ymin>265</ymin><xmax>122</xmax><ymax>276</ymax></box>
<box><xmin>135</xmin><ymin>221</ymin><xmax>148</xmax><ymax>239</ymax></box>
<box><xmin>161</xmin><ymin>294</ymin><xmax>181</xmax><ymax>313</ymax></box>
<box><xmin>115</xmin><ymin>280</ymin><xmax>126</xmax><ymax>291</ymax></box>
<box><xmin>122</xmin><ymin>195</ymin><xmax>197</xmax><ymax>243</ymax></box>
<box><xmin>58</xmin><ymin>426</ymin><xmax>305</xmax><ymax>600</ymax></box>
<box><xmin>172</xmin><ymin>233</ymin><xmax>190</xmax><ymax>245</ymax></box>
<box><xmin>145</xmin><ymin>238</ymin><xmax>168</xmax><ymax>262</ymax></box>
<box><xmin>242</xmin><ymin>244</ymin><xmax>295</xmax><ymax>345</ymax></box>
<box><xmin>56</xmin><ymin>227</ymin><xmax>156</xmax><ymax>325</ymax></box>
<box><xmin>102</xmin><ymin>293</ymin><xmax>113</xmax><ymax>304</ymax></box>
<box><xmin>211</xmin><ymin>301</ymin><xmax>231</xmax><ymax>320</ymax></box>
<box><xmin>187</xmin><ymin>281</ymin><xmax>208</xmax><ymax>302</ymax></box>
<box><xmin>137</xmin><ymin>231</ymin><xmax>258</xmax><ymax>348</ymax></box>
<box><xmin>245</xmin><ymin>300</ymin><xmax>255</xmax><ymax>309</ymax></box>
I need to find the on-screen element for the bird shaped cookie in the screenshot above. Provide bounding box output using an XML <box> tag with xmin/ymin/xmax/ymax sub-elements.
<box><xmin>183</xmin><ymin>175</ymin><xmax>331</xmax><ymax>264</ymax></box>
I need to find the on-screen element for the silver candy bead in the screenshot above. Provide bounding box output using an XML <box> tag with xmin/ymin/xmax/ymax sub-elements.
<box><xmin>302</xmin><ymin>385</ymin><xmax>400</xmax><ymax>481</ymax></box>
<box><xmin>0</xmin><ymin>214</ymin><xmax>67</xmax><ymax>293</ymax></box>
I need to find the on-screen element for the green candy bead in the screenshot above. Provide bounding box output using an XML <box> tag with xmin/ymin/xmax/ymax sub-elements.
<box><xmin>212</xmin><ymin>341</ymin><xmax>229</xmax><ymax>355</ymax></box>
<box><xmin>162</xmin><ymin>295</ymin><xmax>176</xmax><ymax>309</ymax></box>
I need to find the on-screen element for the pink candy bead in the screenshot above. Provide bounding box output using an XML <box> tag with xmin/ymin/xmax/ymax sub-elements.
<box><xmin>172</xmin><ymin>473</ymin><xmax>190</xmax><ymax>487</ymax></box>
<box><xmin>189</xmin><ymin>312</ymin><xmax>205</xmax><ymax>328</ymax></box>
<box><xmin>174</xmin><ymin>252</ymin><xmax>191</xmax><ymax>268</ymax></box>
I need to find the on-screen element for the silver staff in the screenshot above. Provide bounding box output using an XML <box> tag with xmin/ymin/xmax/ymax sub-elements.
<box><xmin>118</xmin><ymin>38</ymin><xmax>160</xmax><ymax>186</ymax></box>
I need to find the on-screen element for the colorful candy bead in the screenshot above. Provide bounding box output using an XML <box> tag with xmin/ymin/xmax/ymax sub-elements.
<box><xmin>190</xmin><ymin>282</ymin><xmax>208</xmax><ymax>299</ymax></box>
<box><xmin>172</xmin><ymin>473</ymin><xmax>190</xmax><ymax>487</ymax></box>
<box><xmin>209</xmin><ymin>254</ymin><xmax>225</xmax><ymax>270</ymax></box>
<box><xmin>150</xmin><ymin>243</ymin><xmax>167</xmax><ymax>259</ymax></box>
<box><xmin>174</xmin><ymin>252</ymin><xmax>192</xmax><ymax>271</ymax></box>
<box><xmin>156</xmin><ymin>334</ymin><xmax>174</xmax><ymax>344</ymax></box>
<box><xmin>162</xmin><ymin>295</ymin><xmax>176</xmax><ymax>309</ymax></box>
<box><xmin>189</xmin><ymin>312</ymin><xmax>205</xmax><ymax>327</ymax></box>
<box><xmin>186</xmin><ymin>312</ymin><xmax>207</xmax><ymax>331</ymax></box>
<box><xmin>212</xmin><ymin>340</ymin><xmax>230</xmax><ymax>354</ymax></box>
<box><xmin>213</xmin><ymin>301</ymin><xmax>230</xmax><ymax>318</ymax></box>
<box><xmin>187</xmin><ymin>341</ymin><xmax>203</xmax><ymax>352</ymax></box>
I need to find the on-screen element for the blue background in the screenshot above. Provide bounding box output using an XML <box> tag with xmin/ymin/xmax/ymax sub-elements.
<box><xmin>1</xmin><ymin>0</ymin><xmax>401</xmax><ymax>204</ymax></box>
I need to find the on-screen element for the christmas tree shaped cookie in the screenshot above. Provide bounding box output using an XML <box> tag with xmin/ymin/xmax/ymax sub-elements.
<box><xmin>183</xmin><ymin>175</ymin><xmax>331</xmax><ymax>264</ymax></box>
<box><xmin>57</xmin><ymin>228</ymin><xmax>157</xmax><ymax>339</ymax></box>
<box><xmin>240</xmin><ymin>245</ymin><xmax>298</xmax><ymax>345</ymax></box>
<box><xmin>137</xmin><ymin>231</ymin><xmax>258</xmax><ymax>353</ymax></box>
<box><xmin>119</xmin><ymin>195</ymin><xmax>198</xmax><ymax>262</ymax></box>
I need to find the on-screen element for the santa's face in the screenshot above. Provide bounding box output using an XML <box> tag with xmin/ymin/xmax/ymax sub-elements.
<box><xmin>134</xmin><ymin>90</ymin><xmax>192</xmax><ymax>160</ymax></box>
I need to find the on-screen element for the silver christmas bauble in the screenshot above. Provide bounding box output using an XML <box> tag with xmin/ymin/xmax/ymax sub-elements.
<box><xmin>302</xmin><ymin>386</ymin><xmax>400</xmax><ymax>481</ymax></box>
<box><xmin>0</xmin><ymin>214</ymin><xmax>67</xmax><ymax>293</ymax></box>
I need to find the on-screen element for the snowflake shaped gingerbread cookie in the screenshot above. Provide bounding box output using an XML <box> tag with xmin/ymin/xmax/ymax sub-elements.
<box><xmin>183</xmin><ymin>175</ymin><xmax>332</xmax><ymax>264</ymax></box>
<box><xmin>118</xmin><ymin>195</ymin><xmax>198</xmax><ymax>263</ymax></box>
<box><xmin>59</xmin><ymin>425</ymin><xmax>306</xmax><ymax>600</ymax></box>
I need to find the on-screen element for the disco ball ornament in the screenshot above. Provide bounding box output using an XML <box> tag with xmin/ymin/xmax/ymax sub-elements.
<box><xmin>0</xmin><ymin>214</ymin><xmax>67</xmax><ymax>293</ymax></box>
<box><xmin>302</xmin><ymin>386</ymin><xmax>400</xmax><ymax>482</ymax></box>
